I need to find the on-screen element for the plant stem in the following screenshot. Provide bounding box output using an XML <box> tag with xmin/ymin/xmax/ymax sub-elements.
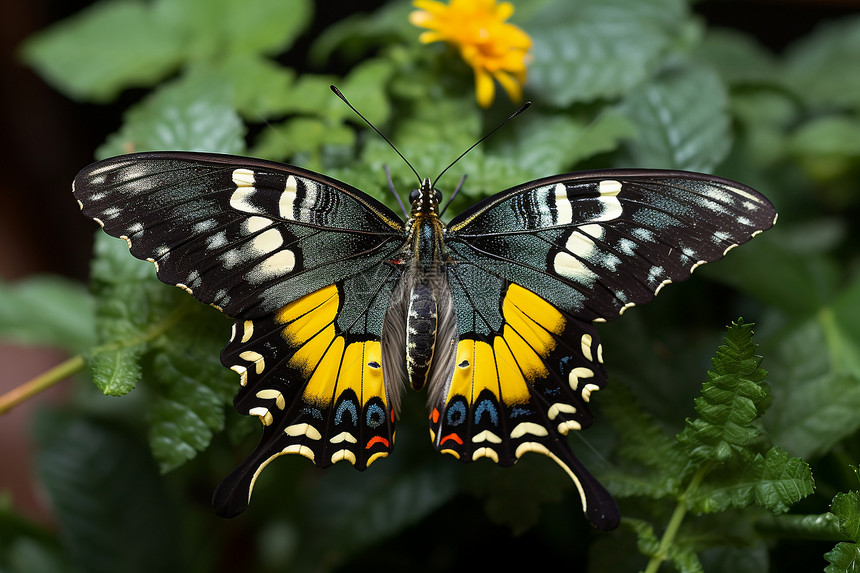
<box><xmin>644</xmin><ymin>464</ymin><xmax>709</xmax><ymax>573</ymax></box>
<box><xmin>0</xmin><ymin>302</ymin><xmax>191</xmax><ymax>415</ymax></box>
<box><xmin>0</xmin><ymin>354</ymin><xmax>86</xmax><ymax>415</ymax></box>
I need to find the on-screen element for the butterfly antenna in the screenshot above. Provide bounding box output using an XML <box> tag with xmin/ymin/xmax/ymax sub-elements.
<box><xmin>330</xmin><ymin>85</ymin><xmax>423</xmax><ymax>187</ymax></box>
<box><xmin>432</xmin><ymin>101</ymin><xmax>531</xmax><ymax>190</ymax></box>
<box><xmin>385</xmin><ymin>165</ymin><xmax>409</xmax><ymax>217</ymax></box>
<box><xmin>439</xmin><ymin>174</ymin><xmax>467</xmax><ymax>218</ymax></box>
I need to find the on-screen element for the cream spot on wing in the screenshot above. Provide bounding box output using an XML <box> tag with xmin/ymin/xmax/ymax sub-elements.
<box><xmin>279</xmin><ymin>175</ymin><xmax>298</xmax><ymax>220</ymax></box>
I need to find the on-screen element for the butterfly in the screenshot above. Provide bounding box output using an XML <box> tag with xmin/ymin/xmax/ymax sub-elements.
<box><xmin>73</xmin><ymin>147</ymin><xmax>776</xmax><ymax>531</ymax></box>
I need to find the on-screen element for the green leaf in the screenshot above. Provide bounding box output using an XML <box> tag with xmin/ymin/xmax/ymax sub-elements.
<box><xmin>694</xmin><ymin>29</ymin><xmax>778</xmax><ymax>86</ymax></box>
<box><xmin>676</xmin><ymin>320</ymin><xmax>769</xmax><ymax>464</ymax></box>
<box><xmin>764</xmin><ymin>279</ymin><xmax>860</xmax><ymax>458</ymax></box>
<box><xmin>524</xmin><ymin>0</ymin><xmax>689</xmax><ymax>106</ymax></box>
<box><xmin>825</xmin><ymin>542</ymin><xmax>860</xmax><ymax>573</ymax></box>
<box><xmin>20</xmin><ymin>0</ymin><xmax>184</xmax><ymax>102</ymax></box>
<box><xmin>154</xmin><ymin>0</ymin><xmax>312</xmax><ymax>58</ymax></box>
<box><xmin>687</xmin><ymin>449</ymin><xmax>812</xmax><ymax>532</ymax></box>
<box><xmin>749</xmin><ymin>447</ymin><xmax>814</xmax><ymax>514</ymax></box>
<box><xmin>97</xmin><ymin>74</ymin><xmax>246</xmax><ymax>157</ymax></box>
<box><xmin>186</xmin><ymin>56</ymin><xmax>297</xmax><ymax>119</ymax></box>
<box><xmin>832</xmin><ymin>490</ymin><xmax>860</xmax><ymax>543</ymax></box>
<box><xmin>669</xmin><ymin>544</ymin><xmax>704</xmax><ymax>573</ymax></box>
<box><xmin>616</xmin><ymin>65</ymin><xmax>732</xmax><ymax>171</ymax></box>
<box><xmin>0</xmin><ymin>276</ymin><xmax>96</xmax><ymax>353</ymax></box>
<box><xmin>147</xmin><ymin>307</ymin><xmax>235</xmax><ymax>471</ymax></box>
<box><xmin>700</xmin><ymin>230</ymin><xmax>840</xmax><ymax>316</ymax></box>
<box><xmin>34</xmin><ymin>411</ymin><xmax>182</xmax><ymax>573</ymax></box>
<box><xmin>789</xmin><ymin>115</ymin><xmax>860</xmax><ymax>158</ymax></box>
<box><xmin>783</xmin><ymin>15</ymin><xmax>860</xmax><ymax>111</ymax></box>
<box><xmin>600</xmin><ymin>383</ymin><xmax>685</xmax><ymax>498</ymax></box>
<box><xmin>250</xmin><ymin>117</ymin><xmax>355</xmax><ymax>168</ymax></box>
<box><xmin>88</xmin><ymin>234</ymin><xmax>165</xmax><ymax>396</ymax></box>
<box><xmin>492</xmin><ymin>110</ymin><xmax>637</xmax><ymax>179</ymax></box>
<box><xmin>728</xmin><ymin>89</ymin><xmax>798</xmax><ymax>167</ymax></box>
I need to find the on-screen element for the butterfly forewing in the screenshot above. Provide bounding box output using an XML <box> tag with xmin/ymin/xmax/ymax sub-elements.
<box><xmin>73</xmin><ymin>152</ymin><xmax>405</xmax><ymax>317</ymax></box>
<box><xmin>445</xmin><ymin>170</ymin><xmax>778</xmax><ymax>321</ymax></box>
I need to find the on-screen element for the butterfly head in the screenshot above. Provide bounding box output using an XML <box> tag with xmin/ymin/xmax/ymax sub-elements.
<box><xmin>409</xmin><ymin>178</ymin><xmax>443</xmax><ymax>216</ymax></box>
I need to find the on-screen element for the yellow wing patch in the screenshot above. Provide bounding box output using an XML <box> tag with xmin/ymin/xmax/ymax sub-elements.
<box><xmin>273</xmin><ymin>285</ymin><xmax>387</xmax><ymax>410</ymax></box>
<box><xmin>446</xmin><ymin>284</ymin><xmax>567</xmax><ymax>407</ymax></box>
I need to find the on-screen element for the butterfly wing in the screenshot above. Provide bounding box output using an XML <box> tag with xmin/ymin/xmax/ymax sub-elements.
<box><xmin>435</xmin><ymin>170</ymin><xmax>777</xmax><ymax>530</ymax></box>
<box><xmin>73</xmin><ymin>152</ymin><xmax>408</xmax><ymax>516</ymax></box>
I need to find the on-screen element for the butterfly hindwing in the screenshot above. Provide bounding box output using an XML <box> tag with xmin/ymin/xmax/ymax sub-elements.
<box><xmin>434</xmin><ymin>265</ymin><xmax>619</xmax><ymax>529</ymax></box>
<box><xmin>445</xmin><ymin>170</ymin><xmax>778</xmax><ymax>322</ymax></box>
<box><xmin>73</xmin><ymin>152</ymin><xmax>405</xmax><ymax>318</ymax></box>
<box><xmin>214</xmin><ymin>265</ymin><xmax>402</xmax><ymax>516</ymax></box>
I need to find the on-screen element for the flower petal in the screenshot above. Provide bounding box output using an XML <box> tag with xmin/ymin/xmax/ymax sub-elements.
<box><xmin>492</xmin><ymin>69</ymin><xmax>522</xmax><ymax>103</ymax></box>
<box><xmin>474</xmin><ymin>66</ymin><xmax>495</xmax><ymax>108</ymax></box>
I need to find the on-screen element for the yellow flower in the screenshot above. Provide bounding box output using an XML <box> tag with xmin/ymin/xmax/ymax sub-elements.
<box><xmin>410</xmin><ymin>0</ymin><xmax>532</xmax><ymax>108</ymax></box>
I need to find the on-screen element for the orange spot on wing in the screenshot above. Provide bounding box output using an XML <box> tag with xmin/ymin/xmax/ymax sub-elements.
<box><xmin>440</xmin><ymin>433</ymin><xmax>463</xmax><ymax>445</ymax></box>
<box><xmin>366</xmin><ymin>436</ymin><xmax>390</xmax><ymax>449</ymax></box>
<box><xmin>431</xmin><ymin>408</ymin><xmax>440</xmax><ymax>424</ymax></box>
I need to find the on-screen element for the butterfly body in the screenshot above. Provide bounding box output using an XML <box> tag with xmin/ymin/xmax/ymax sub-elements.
<box><xmin>73</xmin><ymin>151</ymin><xmax>777</xmax><ymax>531</ymax></box>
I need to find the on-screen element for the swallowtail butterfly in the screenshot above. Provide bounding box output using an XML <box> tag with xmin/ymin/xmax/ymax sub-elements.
<box><xmin>73</xmin><ymin>135</ymin><xmax>776</xmax><ymax>531</ymax></box>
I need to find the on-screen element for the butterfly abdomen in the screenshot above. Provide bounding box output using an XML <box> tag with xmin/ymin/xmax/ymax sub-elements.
<box><xmin>406</xmin><ymin>282</ymin><xmax>438</xmax><ymax>390</ymax></box>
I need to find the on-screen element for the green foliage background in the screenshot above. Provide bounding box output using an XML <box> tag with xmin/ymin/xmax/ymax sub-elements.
<box><xmin>3</xmin><ymin>0</ymin><xmax>860</xmax><ymax>571</ymax></box>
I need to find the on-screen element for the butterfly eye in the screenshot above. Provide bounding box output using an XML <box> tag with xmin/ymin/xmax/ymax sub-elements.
<box><xmin>409</xmin><ymin>189</ymin><xmax>421</xmax><ymax>203</ymax></box>
<box><xmin>435</xmin><ymin>189</ymin><xmax>443</xmax><ymax>204</ymax></box>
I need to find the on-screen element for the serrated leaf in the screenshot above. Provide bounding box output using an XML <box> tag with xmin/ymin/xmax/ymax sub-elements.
<box><xmin>20</xmin><ymin>0</ymin><xmax>184</xmax><ymax>102</ymax></box>
<box><xmin>97</xmin><ymin>74</ymin><xmax>245</xmax><ymax>157</ymax></box>
<box><xmin>677</xmin><ymin>321</ymin><xmax>770</xmax><ymax>463</ymax></box>
<box><xmin>626</xmin><ymin>517</ymin><xmax>660</xmax><ymax>557</ymax></box>
<box><xmin>146</xmin><ymin>307</ymin><xmax>235</xmax><ymax>471</ymax></box>
<box><xmin>688</xmin><ymin>447</ymin><xmax>813</xmax><ymax>515</ymax></box>
<box><xmin>751</xmin><ymin>447</ymin><xmax>814</xmax><ymax>514</ymax></box>
<box><xmin>669</xmin><ymin>544</ymin><xmax>704</xmax><ymax>573</ymax></box>
<box><xmin>825</xmin><ymin>542</ymin><xmax>860</xmax><ymax>573</ymax></box>
<box><xmin>616</xmin><ymin>65</ymin><xmax>731</xmax><ymax>171</ymax></box>
<box><xmin>832</xmin><ymin>491</ymin><xmax>860</xmax><ymax>543</ymax></box>
<box><xmin>783</xmin><ymin>15</ymin><xmax>860</xmax><ymax>111</ymax></box>
<box><xmin>0</xmin><ymin>276</ymin><xmax>96</xmax><ymax>353</ymax></box>
<box><xmin>88</xmin><ymin>235</ymin><xmax>160</xmax><ymax>395</ymax></box>
<box><xmin>524</xmin><ymin>0</ymin><xmax>688</xmax><ymax>106</ymax></box>
<box><xmin>88</xmin><ymin>346</ymin><xmax>143</xmax><ymax>397</ymax></box>
<box><xmin>34</xmin><ymin>411</ymin><xmax>181</xmax><ymax>573</ymax></box>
